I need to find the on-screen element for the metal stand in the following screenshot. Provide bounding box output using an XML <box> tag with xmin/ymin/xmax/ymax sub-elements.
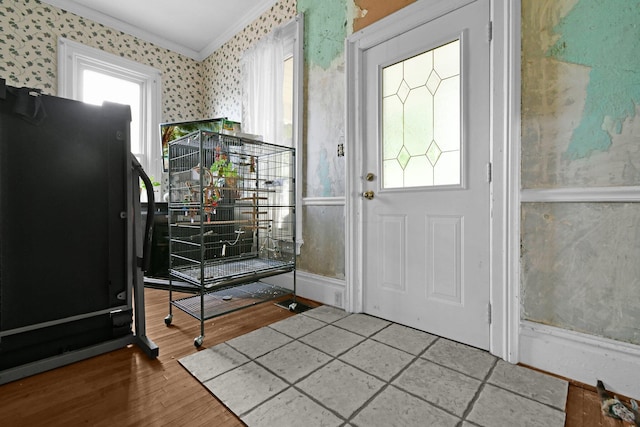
<box><xmin>131</xmin><ymin>156</ymin><xmax>160</xmax><ymax>358</ymax></box>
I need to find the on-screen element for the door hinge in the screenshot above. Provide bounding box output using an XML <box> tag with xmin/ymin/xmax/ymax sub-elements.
<box><xmin>487</xmin><ymin>21</ymin><xmax>493</xmax><ymax>42</ymax></box>
<box><xmin>486</xmin><ymin>162</ymin><xmax>492</xmax><ymax>182</ymax></box>
<box><xmin>487</xmin><ymin>302</ymin><xmax>492</xmax><ymax>324</ymax></box>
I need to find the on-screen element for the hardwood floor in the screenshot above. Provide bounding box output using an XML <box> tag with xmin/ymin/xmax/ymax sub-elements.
<box><xmin>0</xmin><ymin>289</ymin><xmax>310</xmax><ymax>426</ymax></box>
<box><xmin>0</xmin><ymin>288</ymin><xmax>631</xmax><ymax>426</ymax></box>
<box><xmin>565</xmin><ymin>380</ymin><xmax>631</xmax><ymax>427</ymax></box>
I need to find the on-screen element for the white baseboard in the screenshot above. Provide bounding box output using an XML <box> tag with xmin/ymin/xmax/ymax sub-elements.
<box><xmin>259</xmin><ymin>271</ymin><xmax>346</xmax><ymax>309</ymax></box>
<box><xmin>519</xmin><ymin>321</ymin><xmax>640</xmax><ymax>399</ymax></box>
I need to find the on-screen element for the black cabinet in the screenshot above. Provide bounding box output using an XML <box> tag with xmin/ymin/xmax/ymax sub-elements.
<box><xmin>0</xmin><ymin>81</ymin><xmax>156</xmax><ymax>383</ymax></box>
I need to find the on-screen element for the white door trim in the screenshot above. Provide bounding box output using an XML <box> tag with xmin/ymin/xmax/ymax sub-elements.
<box><xmin>345</xmin><ymin>0</ymin><xmax>518</xmax><ymax>361</ymax></box>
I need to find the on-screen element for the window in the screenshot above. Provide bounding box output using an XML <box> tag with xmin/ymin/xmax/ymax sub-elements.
<box><xmin>240</xmin><ymin>15</ymin><xmax>304</xmax><ymax>252</ymax></box>
<box><xmin>283</xmin><ymin>55</ymin><xmax>294</xmax><ymax>146</ymax></box>
<box><xmin>382</xmin><ymin>39</ymin><xmax>461</xmax><ymax>188</ymax></box>
<box><xmin>57</xmin><ymin>38</ymin><xmax>162</xmax><ymax>181</ymax></box>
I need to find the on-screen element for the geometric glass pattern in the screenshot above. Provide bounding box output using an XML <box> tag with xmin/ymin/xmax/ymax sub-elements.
<box><xmin>382</xmin><ymin>39</ymin><xmax>461</xmax><ymax>188</ymax></box>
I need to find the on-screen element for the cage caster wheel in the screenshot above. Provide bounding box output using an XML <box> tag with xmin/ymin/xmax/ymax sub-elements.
<box><xmin>164</xmin><ymin>314</ymin><xmax>173</xmax><ymax>326</ymax></box>
<box><xmin>194</xmin><ymin>336</ymin><xmax>204</xmax><ymax>348</ymax></box>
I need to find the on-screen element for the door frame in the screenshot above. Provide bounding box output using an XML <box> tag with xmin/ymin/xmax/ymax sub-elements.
<box><xmin>345</xmin><ymin>0</ymin><xmax>520</xmax><ymax>362</ymax></box>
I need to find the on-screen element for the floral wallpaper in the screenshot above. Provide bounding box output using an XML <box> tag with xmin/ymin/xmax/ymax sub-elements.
<box><xmin>0</xmin><ymin>0</ymin><xmax>205</xmax><ymax>122</ymax></box>
<box><xmin>1</xmin><ymin>0</ymin><xmax>301</xmax><ymax>132</ymax></box>
<box><xmin>2</xmin><ymin>0</ymin><xmax>335</xmax><ymax>280</ymax></box>
<box><xmin>201</xmin><ymin>0</ymin><xmax>297</xmax><ymax>121</ymax></box>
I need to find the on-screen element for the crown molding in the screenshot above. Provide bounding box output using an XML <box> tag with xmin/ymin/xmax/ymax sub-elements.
<box><xmin>41</xmin><ymin>0</ymin><xmax>278</xmax><ymax>61</ymax></box>
<box><xmin>198</xmin><ymin>0</ymin><xmax>279</xmax><ymax>61</ymax></box>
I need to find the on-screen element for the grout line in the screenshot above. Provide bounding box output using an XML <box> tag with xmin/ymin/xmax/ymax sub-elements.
<box><xmin>252</xmin><ymin>340</ymin><xmax>335</xmax><ymax>387</ymax></box>
<box><xmin>459</xmin><ymin>357</ymin><xmax>500</xmax><ymax>422</ymax></box>
<box><xmin>486</xmin><ymin>381</ymin><xmax>569</xmax><ymax>414</ymax></box>
<box><xmin>248</xmin><ymin>318</ymin><xmax>432</xmax><ymax>423</ymax></box>
<box><xmin>236</xmin><ymin>385</ymin><xmax>293</xmax><ymax>419</ymax></box>
<box><xmin>343</xmin><ymin>336</ymin><xmax>443</xmax><ymax>424</ymax></box>
<box><xmin>242</xmin><ymin>339</ymin><xmax>349</xmax><ymax>420</ymax></box>
<box><xmin>190</xmin><ymin>310</ymin><xmax>570</xmax><ymax>426</ymax></box>
<box><xmin>181</xmin><ymin>343</ymin><xmax>255</xmax><ymax>384</ymax></box>
<box><xmin>240</xmin><ymin>315</ymin><xmax>352</xmax><ymax>421</ymax></box>
<box><xmin>369</xmin><ymin>336</ymin><xmax>490</xmax><ymax>421</ymax></box>
<box><xmin>295</xmin><ymin>325</ymin><xmax>367</xmax><ymax>358</ymax></box>
<box><xmin>289</xmin><ymin>383</ymin><xmax>348</xmax><ymax>423</ymax></box>
<box><xmin>419</xmin><ymin>354</ymin><xmax>497</xmax><ymax>384</ymax></box>
<box><xmin>224</xmin><ymin>329</ymin><xmax>293</xmax><ymax>360</ymax></box>
<box><xmin>230</xmin><ymin>314</ymin><xmax>353</xmax><ymax>421</ymax></box>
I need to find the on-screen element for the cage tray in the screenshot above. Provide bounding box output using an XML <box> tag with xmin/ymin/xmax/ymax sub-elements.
<box><xmin>170</xmin><ymin>257</ymin><xmax>294</xmax><ymax>285</ymax></box>
<box><xmin>170</xmin><ymin>281</ymin><xmax>290</xmax><ymax>321</ymax></box>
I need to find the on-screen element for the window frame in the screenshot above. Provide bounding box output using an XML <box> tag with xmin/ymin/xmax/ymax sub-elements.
<box><xmin>286</xmin><ymin>14</ymin><xmax>305</xmax><ymax>253</ymax></box>
<box><xmin>57</xmin><ymin>37</ymin><xmax>163</xmax><ymax>181</ymax></box>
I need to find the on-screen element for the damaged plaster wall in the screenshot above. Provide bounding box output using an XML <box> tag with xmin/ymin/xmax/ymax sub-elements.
<box><xmin>521</xmin><ymin>203</ymin><xmax>640</xmax><ymax>345</ymax></box>
<box><xmin>521</xmin><ymin>0</ymin><xmax>640</xmax><ymax>188</ymax></box>
<box><xmin>352</xmin><ymin>0</ymin><xmax>416</xmax><ymax>32</ymax></box>
<box><xmin>521</xmin><ymin>0</ymin><xmax>640</xmax><ymax>345</ymax></box>
<box><xmin>295</xmin><ymin>0</ymin><xmax>351</xmax><ymax>277</ymax></box>
<box><xmin>301</xmin><ymin>206</ymin><xmax>345</xmax><ymax>278</ymax></box>
<box><xmin>294</xmin><ymin>0</ymin><xmax>416</xmax><ymax>277</ymax></box>
<box><xmin>298</xmin><ymin>0</ymin><xmax>347</xmax><ymax>198</ymax></box>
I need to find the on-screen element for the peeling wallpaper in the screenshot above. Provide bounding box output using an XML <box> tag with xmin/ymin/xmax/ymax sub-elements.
<box><xmin>297</xmin><ymin>0</ymin><xmax>348</xmax><ymax>69</ymax></box>
<box><xmin>352</xmin><ymin>0</ymin><xmax>416</xmax><ymax>32</ymax></box>
<box><xmin>304</xmin><ymin>62</ymin><xmax>346</xmax><ymax>198</ymax></box>
<box><xmin>521</xmin><ymin>0</ymin><xmax>640</xmax><ymax>346</ymax></box>
<box><xmin>547</xmin><ymin>0</ymin><xmax>640</xmax><ymax>161</ymax></box>
<box><xmin>521</xmin><ymin>0</ymin><xmax>640</xmax><ymax>188</ymax></box>
<box><xmin>296</xmin><ymin>0</ymin><xmax>353</xmax><ymax>199</ymax></box>
<box><xmin>0</xmin><ymin>0</ymin><xmax>205</xmax><ymax>122</ymax></box>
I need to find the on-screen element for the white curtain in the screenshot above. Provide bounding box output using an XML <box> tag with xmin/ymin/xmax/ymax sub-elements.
<box><xmin>241</xmin><ymin>31</ymin><xmax>285</xmax><ymax>145</ymax></box>
<box><xmin>241</xmin><ymin>30</ymin><xmax>292</xmax><ymax>240</ymax></box>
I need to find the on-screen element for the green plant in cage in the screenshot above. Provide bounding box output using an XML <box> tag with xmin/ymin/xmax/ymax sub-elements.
<box><xmin>210</xmin><ymin>145</ymin><xmax>238</xmax><ymax>188</ymax></box>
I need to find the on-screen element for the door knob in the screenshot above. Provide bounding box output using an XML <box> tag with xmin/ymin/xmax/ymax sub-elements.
<box><xmin>362</xmin><ymin>191</ymin><xmax>375</xmax><ymax>200</ymax></box>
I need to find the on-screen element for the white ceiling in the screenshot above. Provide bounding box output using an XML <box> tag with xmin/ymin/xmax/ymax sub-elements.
<box><xmin>41</xmin><ymin>0</ymin><xmax>279</xmax><ymax>61</ymax></box>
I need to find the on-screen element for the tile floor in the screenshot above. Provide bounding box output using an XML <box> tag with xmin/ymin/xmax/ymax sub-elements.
<box><xmin>180</xmin><ymin>306</ymin><xmax>568</xmax><ymax>427</ymax></box>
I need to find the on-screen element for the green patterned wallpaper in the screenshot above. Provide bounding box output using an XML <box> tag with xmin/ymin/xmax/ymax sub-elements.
<box><xmin>0</xmin><ymin>0</ymin><xmax>300</xmax><ymax>122</ymax></box>
<box><xmin>0</xmin><ymin>0</ymin><xmax>205</xmax><ymax>122</ymax></box>
<box><xmin>201</xmin><ymin>0</ymin><xmax>297</xmax><ymax>121</ymax></box>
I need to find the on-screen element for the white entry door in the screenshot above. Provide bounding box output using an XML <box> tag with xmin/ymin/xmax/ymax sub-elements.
<box><xmin>361</xmin><ymin>0</ymin><xmax>491</xmax><ymax>350</ymax></box>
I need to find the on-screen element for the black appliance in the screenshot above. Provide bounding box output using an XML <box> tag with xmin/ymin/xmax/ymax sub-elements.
<box><xmin>140</xmin><ymin>201</ymin><xmax>248</xmax><ymax>292</ymax></box>
<box><xmin>0</xmin><ymin>80</ymin><xmax>158</xmax><ymax>384</ymax></box>
<box><xmin>141</xmin><ymin>202</ymin><xmax>171</xmax><ymax>280</ymax></box>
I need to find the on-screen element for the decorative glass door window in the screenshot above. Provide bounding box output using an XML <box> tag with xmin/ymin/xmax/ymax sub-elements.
<box><xmin>382</xmin><ymin>39</ymin><xmax>461</xmax><ymax>189</ymax></box>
